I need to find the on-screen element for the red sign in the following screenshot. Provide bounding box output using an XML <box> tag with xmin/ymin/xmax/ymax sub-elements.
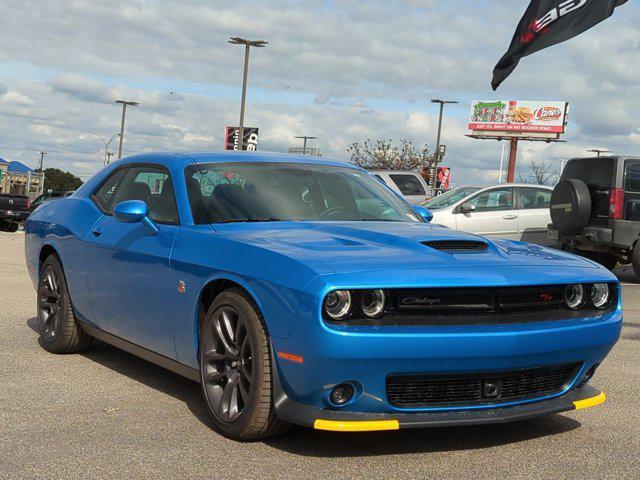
<box><xmin>437</xmin><ymin>166</ymin><xmax>451</xmax><ymax>190</ymax></box>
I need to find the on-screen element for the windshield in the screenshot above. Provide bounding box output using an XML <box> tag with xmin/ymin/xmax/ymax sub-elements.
<box><xmin>185</xmin><ymin>162</ymin><xmax>420</xmax><ymax>224</ymax></box>
<box><xmin>423</xmin><ymin>187</ymin><xmax>480</xmax><ymax>209</ymax></box>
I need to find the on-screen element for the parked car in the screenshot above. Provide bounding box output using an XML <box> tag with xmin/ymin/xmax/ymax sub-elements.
<box><xmin>549</xmin><ymin>156</ymin><xmax>640</xmax><ymax>273</ymax></box>
<box><xmin>0</xmin><ymin>193</ymin><xmax>30</xmax><ymax>232</ymax></box>
<box><xmin>425</xmin><ymin>183</ymin><xmax>556</xmax><ymax>246</ymax></box>
<box><xmin>29</xmin><ymin>190</ymin><xmax>74</xmax><ymax>212</ymax></box>
<box><xmin>26</xmin><ymin>152</ymin><xmax>620</xmax><ymax>440</ymax></box>
<box><xmin>370</xmin><ymin>169</ymin><xmax>431</xmax><ymax>204</ymax></box>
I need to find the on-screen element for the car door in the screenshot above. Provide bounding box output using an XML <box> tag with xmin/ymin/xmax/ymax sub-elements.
<box><xmin>516</xmin><ymin>187</ymin><xmax>554</xmax><ymax>246</ymax></box>
<box><xmin>84</xmin><ymin>164</ymin><xmax>180</xmax><ymax>358</ymax></box>
<box><xmin>453</xmin><ymin>187</ymin><xmax>519</xmax><ymax>240</ymax></box>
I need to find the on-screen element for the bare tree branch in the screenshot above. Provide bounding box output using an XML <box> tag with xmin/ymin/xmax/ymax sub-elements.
<box><xmin>347</xmin><ymin>138</ymin><xmax>431</xmax><ymax>172</ymax></box>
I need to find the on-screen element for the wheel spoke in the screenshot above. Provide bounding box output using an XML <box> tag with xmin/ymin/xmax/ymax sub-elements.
<box><xmin>47</xmin><ymin>270</ymin><xmax>58</xmax><ymax>294</ymax></box>
<box><xmin>214</xmin><ymin>313</ymin><xmax>237</xmax><ymax>356</ymax></box>
<box><xmin>204</xmin><ymin>349</ymin><xmax>233</xmax><ymax>362</ymax></box>
<box><xmin>219</xmin><ymin>372</ymin><xmax>239</xmax><ymax>420</ymax></box>
<box><xmin>238</xmin><ymin>376</ymin><xmax>250</xmax><ymax>403</ymax></box>
<box><xmin>204</xmin><ymin>369</ymin><xmax>226</xmax><ymax>384</ymax></box>
<box><xmin>221</xmin><ymin>310</ymin><xmax>236</xmax><ymax>343</ymax></box>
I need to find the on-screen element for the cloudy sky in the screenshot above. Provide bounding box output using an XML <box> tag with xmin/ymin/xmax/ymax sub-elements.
<box><xmin>0</xmin><ymin>0</ymin><xmax>638</xmax><ymax>185</ymax></box>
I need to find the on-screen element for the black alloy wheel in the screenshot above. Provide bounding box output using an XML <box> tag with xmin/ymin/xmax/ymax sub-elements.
<box><xmin>201</xmin><ymin>305</ymin><xmax>253</xmax><ymax>423</ymax></box>
<box><xmin>37</xmin><ymin>255</ymin><xmax>93</xmax><ymax>353</ymax></box>
<box><xmin>199</xmin><ymin>288</ymin><xmax>290</xmax><ymax>440</ymax></box>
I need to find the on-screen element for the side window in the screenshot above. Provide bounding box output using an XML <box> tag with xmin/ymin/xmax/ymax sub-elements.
<box><xmin>112</xmin><ymin>166</ymin><xmax>179</xmax><ymax>224</ymax></box>
<box><xmin>518</xmin><ymin>188</ymin><xmax>551</xmax><ymax>210</ymax></box>
<box><xmin>466</xmin><ymin>188</ymin><xmax>514</xmax><ymax>212</ymax></box>
<box><xmin>389</xmin><ymin>174</ymin><xmax>426</xmax><ymax>196</ymax></box>
<box><xmin>625</xmin><ymin>162</ymin><xmax>640</xmax><ymax>192</ymax></box>
<box><xmin>92</xmin><ymin>168</ymin><xmax>129</xmax><ymax>213</ymax></box>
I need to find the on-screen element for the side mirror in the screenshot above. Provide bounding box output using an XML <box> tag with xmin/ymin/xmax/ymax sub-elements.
<box><xmin>113</xmin><ymin>200</ymin><xmax>159</xmax><ymax>235</ymax></box>
<box><xmin>413</xmin><ymin>205</ymin><xmax>433</xmax><ymax>223</ymax></box>
<box><xmin>460</xmin><ymin>203</ymin><xmax>477</xmax><ymax>214</ymax></box>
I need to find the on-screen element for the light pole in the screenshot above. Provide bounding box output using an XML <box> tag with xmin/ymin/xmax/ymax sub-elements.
<box><xmin>294</xmin><ymin>136</ymin><xmax>317</xmax><ymax>155</ymax></box>
<box><xmin>430</xmin><ymin>99</ymin><xmax>458</xmax><ymax>195</ymax></box>
<box><xmin>95</xmin><ymin>132</ymin><xmax>120</xmax><ymax>166</ymax></box>
<box><xmin>587</xmin><ymin>148</ymin><xmax>611</xmax><ymax>157</ymax></box>
<box><xmin>37</xmin><ymin>150</ymin><xmax>47</xmax><ymax>171</ymax></box>
<box><xmin>115</xmin><ymin>99</ymin><xmax>139</xmax><ymax>159</ymax></box>
<box><xmin>228</xmin><ymin>37</ymin><xmax>268</xmax><ymax>150</ymax></box>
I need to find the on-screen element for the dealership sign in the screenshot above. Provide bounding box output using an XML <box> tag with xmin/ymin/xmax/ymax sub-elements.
<box><xmin>224</xmin><ymin>126</ymin><xmax>259</xmax><ymax>151</ymax></box>
<box><xmin>468</xmin><ymin>100</ymin><xmax>568</xmax><ymax>135</ymax></box>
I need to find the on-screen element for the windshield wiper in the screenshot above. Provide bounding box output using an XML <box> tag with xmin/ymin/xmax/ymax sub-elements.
<box><xmin>218</xmin><ymin>217</ymin><xmax>285</xmax><ymax>223</ymax></box>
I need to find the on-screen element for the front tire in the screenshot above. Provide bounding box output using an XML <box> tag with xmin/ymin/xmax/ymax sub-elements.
<box><xmin>199</xmin><ymin>288</ymin><xmax>290</xmax><ymax>440</ymax></box>
<box><xmin>37</xmin><ymin>255</ymin><xmax>93</xmax><ymax>353</ymax></box>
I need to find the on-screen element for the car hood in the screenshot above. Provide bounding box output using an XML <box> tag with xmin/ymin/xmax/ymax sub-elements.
<box><xmin>213</xmin><ymin>221</ymin><xmax>600</xmax><ymax>275</ymax></box>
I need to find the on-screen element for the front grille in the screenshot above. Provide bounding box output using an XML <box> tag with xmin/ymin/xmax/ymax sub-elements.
<box><xmin>386</xmin><ymin>363</ymin><xmax>579</xmax><ymax>408</ymax></box>
<box><xmin>422</xmin><ymin>240</ymin><xmax>487</xmax><ymax>251</ymax></box>
<box><xmin>395</xmin><ymin>285</ymin><xmax>565</xmax><ymax>315</ymax></box>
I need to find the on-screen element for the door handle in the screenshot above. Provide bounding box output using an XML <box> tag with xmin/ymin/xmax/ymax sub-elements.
<box><xmin>502</xmin><ymin>214</ymin><xmax>518</xmax><ymax>220</ymax></box>
<box><xmin>91</xmin><ymin>227</ymin><xmax>103</xmax><ymax>237</ymax></box>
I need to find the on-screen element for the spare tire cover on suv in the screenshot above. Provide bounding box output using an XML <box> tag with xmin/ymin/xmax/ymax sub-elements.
<box><xmin>550</xmin><ymin>179</ymin><xmax>592</xmax><ymax>232</ymax></box>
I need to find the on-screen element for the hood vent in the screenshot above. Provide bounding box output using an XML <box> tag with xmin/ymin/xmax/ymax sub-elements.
<box><xmin>422</xmin><ymin>240</ymin><xmax>488</xmax><ymax>252</ymax></box>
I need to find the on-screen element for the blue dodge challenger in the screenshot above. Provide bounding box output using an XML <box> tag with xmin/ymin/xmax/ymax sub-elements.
<box><xmin>25</xmin><ymin>152</ymin><xmax>621</xmax><ymax>440</ymax></box>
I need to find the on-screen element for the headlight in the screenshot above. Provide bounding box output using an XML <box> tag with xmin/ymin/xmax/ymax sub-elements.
<box><xmin>590</xmin><ymin>283</ymin><xmax>610</xmax><ymax>309</ymax></box>
<box><xmin>360</xmin><ymin>290</ymin><xmax>386</xmax><ymax>318</ymax></box>
<box><xmin>564</xmin><ymin>284</ymin><xmax>585</xmax><ymax>309</ymax></box>
<box><xmin>324</xmin><ymin>290</ymin><xmax>352</xmax><ymax>320</ymax></box>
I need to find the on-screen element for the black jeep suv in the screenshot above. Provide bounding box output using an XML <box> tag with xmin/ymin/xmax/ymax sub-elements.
<box><xmin>549</xmin><ymin>156</ymin><xmax>640</xmax><ymax>276</ymax></box>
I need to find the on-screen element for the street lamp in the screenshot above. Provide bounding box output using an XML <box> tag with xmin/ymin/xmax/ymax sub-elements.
<box><xmin>115</xmin><ymin>99</ymin><xmax>139</xmax><ymax>159</ymax></box>
<box><xmin>430</xmin><ymin>99</ymin><xmax>458</xmax><ymax>195</ymax></box>
<box><xmin>294</xmin><ymin>136</ymin><xmax>317</xmax><ymax>155</ymax></box>
<box><xmin>228</xmin><ymin>37</ymin><xmax>268</xmax><ymax>150</ymax></box>
<box><xmin>95</xmin><ymin>132</ymin><xmax>121</xmax><ymax>166</ymax></box>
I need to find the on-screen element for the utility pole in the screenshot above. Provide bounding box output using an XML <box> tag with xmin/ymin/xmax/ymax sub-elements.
<box><xmin>294</xmin><ymin>136</ymin><xmax>317</xmax><ymax>155</ymax></box>
<box><xmin>228</xmin><ymin>37</ymin><xmax>268</xmax><ymax>150</ymax></box>
<box><xmin>430</xmin><ymin>99</ymin><xmax>458</xmax><ymax>195</ymax></box>
<box><xmin>37</xmin><ymin>151</ymin><xmax>46</xmax><ymax>171</ymax></box>
<box><xmin>115</xmin><ymin>100</ymin><xmax>139</xmax><ymax>159</ymax></box>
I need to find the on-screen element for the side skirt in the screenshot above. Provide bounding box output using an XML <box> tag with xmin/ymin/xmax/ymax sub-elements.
<box><xmin>79</xmin><ymin>321</ymin><xmax>200</xmax><ymax>383</ymax></box>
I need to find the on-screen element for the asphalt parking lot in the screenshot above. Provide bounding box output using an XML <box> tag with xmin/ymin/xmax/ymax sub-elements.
<box><xmin>1</xmin><ymin>231</ymin><xmax>639</xmax><ymax>479</ymax></box>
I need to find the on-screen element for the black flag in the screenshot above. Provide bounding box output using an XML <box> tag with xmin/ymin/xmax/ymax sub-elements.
<box><xmin>492</xmin><ymin>0</ymin><xmax>629</xmax><ymax>90</ymax></box>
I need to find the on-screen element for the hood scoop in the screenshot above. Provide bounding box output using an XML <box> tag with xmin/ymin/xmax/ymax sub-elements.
<box><xmin>422</xmin><ymin>240</ymin><xmax>488</xmax><ymax>252</ymax></box>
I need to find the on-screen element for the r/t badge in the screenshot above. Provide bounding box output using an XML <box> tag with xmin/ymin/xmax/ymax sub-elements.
<box><xmin>178</xmin><ymin>280</ymin><xmax>186</xmax><ymax>294</ymax></box>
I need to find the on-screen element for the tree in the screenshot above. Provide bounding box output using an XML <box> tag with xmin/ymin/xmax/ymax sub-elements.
<box><xmin>347</xmin><ymin>138</ymin><xmax>431</xmax><ymax>172</ymax></box>
<box><xmin>41</xmin><ymin>168</ymin><xmax>83</xmax><ymax>192</ymax></box>
<box><xmin>527</xmin><ymin>160</ymin><xmax>558</xmax><ymax>185</ymax></box>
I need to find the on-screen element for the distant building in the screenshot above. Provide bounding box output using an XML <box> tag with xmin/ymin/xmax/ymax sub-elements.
<box><xmin>0</xmin><ymin>157</ymin><xmax>45</xmax><ymax>198</ymax></box>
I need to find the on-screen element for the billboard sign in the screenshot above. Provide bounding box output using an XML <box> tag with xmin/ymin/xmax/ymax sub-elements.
<box><xmin>224</xmin><ymin>126</ymin><xmax>259</xmax><ymax>151</ymax></box>
<box><xmin>468</xmin><ymin>100</ymin><xmax>568</xmax><ymax>135</ymax></box>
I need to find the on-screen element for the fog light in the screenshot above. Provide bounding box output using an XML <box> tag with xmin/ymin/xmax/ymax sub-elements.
<box><xmin>324</xmin><ymin>290</ymin><xmax>352</xmax><ymax>320</ymax></box>
<box><xmin>581</xmin><ymin>364</ymin><xmax>598</xmax><ymax>385</ymax></box>
<box><xmin>564</xmin><ymin>284</ymin><xmax>585</xmax><ymax>309</ymax></box>
<box><xmin>590</xmin><ymin>283</ymin><xmax>610</xmax><ymax>309</ymax></box>
<box><xmin>361</xmin><ymin>290</ymin><xmax>386</xmax><ymax>318</ymax></box>
<box><xmin>330</xmin><ymin>383</ymin><xmax>354</xmax><ymax>406</ymax></box>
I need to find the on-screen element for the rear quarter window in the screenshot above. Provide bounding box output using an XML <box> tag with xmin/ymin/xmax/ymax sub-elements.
<box><xmin>389</xmin><ymin>174</ymin><xmax>426</xmax><ymax>196</ymax></box>
<box><xmin>624</xmin><ymin>162</ymin><xmax>640</xmax><ymax>192</ymax></box>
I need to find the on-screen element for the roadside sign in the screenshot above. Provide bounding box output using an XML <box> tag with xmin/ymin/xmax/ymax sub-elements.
<box><xmin>224</xmin><ymin>127</ymin><xmax>259</xmax><ymax>151</ymax></box>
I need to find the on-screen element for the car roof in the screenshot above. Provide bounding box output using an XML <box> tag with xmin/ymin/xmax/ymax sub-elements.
<box><xmin>119</xmin><ymin>151</ymin><xmax>358</xmax><ymax>170</ymax></box>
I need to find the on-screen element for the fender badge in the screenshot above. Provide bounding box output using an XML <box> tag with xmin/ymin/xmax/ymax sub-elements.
<box><xmin>177</xmin><ymin>280</ymin><xmax>186</xmax><ymax>294</ymax></box>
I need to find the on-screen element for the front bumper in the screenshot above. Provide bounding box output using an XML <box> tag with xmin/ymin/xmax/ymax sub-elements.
<box><xmin>276</xmin><ymin>385</ymin><xmax>606</xmax><ymax>431</ymax></box>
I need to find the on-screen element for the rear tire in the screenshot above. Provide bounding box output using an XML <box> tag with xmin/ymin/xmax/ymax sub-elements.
<box><xmin>37</xmin><ymin>255</ymin><xmax>93</xmax><ymax>353</ymax></box>
<box><xmin>632</xmin><ymin>241</ymin><xmax>640</xmax><ymax>278</ymax></box>
<box><xmin>199</xmin><ymin>288</ymin><xmax>290</xmax><ymax>440</ymax></box>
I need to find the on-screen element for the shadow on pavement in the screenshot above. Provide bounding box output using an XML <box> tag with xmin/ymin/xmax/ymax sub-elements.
<box><xmin>265</xmin><ymin>415</ymin><xmax>580</xmax><ymax>457</ymax></box>
<box><xmin>26</xmin><ymin>316</ymin><xmax>582</xmax><ymax>456</ymax></box>
<box><xmin>26</xmin><ymin>317</ymin><xmax>211</xmax><ymax>426</ymax></box>
<box><xmin>614</xmin><ymin>266</ymin><xmax>639</xmax><ymax>284</ymax></box>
